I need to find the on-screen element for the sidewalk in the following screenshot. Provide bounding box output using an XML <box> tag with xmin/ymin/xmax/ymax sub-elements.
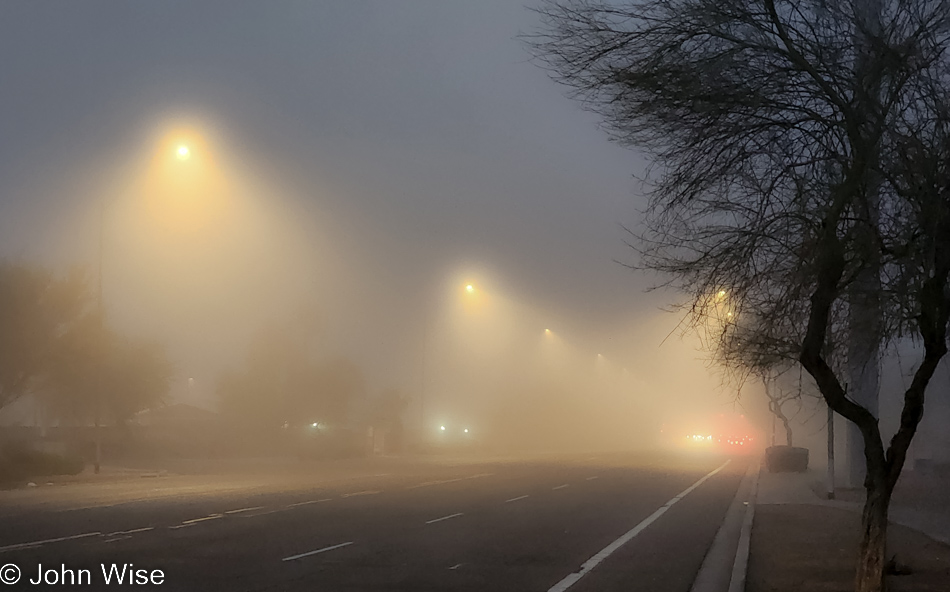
<box><xmin>746</xmin><ymin>467</ymin><xmax>950</xmax><ymax>592</ymax></box>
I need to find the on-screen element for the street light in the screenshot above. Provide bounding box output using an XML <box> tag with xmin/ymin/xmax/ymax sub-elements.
<box><xmin>419</xmin><ymin>280</ymin><xmax>482</xmax><ymax>439</ymax></box>
<box><xmin>93</xmin><ymin>137</ymin><xmax>197</xmax><ymax>474</ymax></box>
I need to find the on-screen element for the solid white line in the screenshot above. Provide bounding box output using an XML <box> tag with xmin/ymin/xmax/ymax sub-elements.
<box><xmin>505</xmin><ymin>495</ymin><xmax>530</xmax><ymax>503</ymax></box>
<box><xmin>586</xmin><ymin>476</ymin><xmax>599</xmax><ymax>481</ymax></box>
<box><xmin>552</xmin><ymin>484</ymin><xmax>570</xmax><ymax>490</ymax></box>
<box><xmin>287</xmin><ymin>499</ymin><xmax>332</xmax><ymax>508</ymax></box>
<box><xmin>547</xmin><ymin>460</ymin><xmax>731</xmax><ymax>592</ymax></box>
<box><xmin>425</xmin><ymin>512</ymin><xmax>464</xmax><ymax>524</ymax></box>
<box><xmin>282</xmin><ymin>541</ymin><xmax>353</xmax><ymax>562</ymax></box>
<box><xmin>225</xmin><ymin>506</ymin><xmax>265</xmax><ymax>514</ymax></box>
<box><xmin>0</xmin><ymin>531</ymin><xmax>101</xmax><ymax>553</ymax></box>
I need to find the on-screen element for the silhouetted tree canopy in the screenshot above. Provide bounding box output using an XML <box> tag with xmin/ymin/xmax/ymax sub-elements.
<box><xmin>528</xmin><ymin>1</ymin><xmax>950</xmax><ymax>590</ymax></box>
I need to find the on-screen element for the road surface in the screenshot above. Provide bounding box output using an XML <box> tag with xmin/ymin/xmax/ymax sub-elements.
<box><xmin>0</xmin><ymin>452</ymin><xmax>746</xmax><ymax>591</ymax></box>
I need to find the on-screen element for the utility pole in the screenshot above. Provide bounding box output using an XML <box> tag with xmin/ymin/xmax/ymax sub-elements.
<box><xmin>94</xmin><ymin>201</ymin><xmax>104</xmax><ymax>474</ymax></box>
<box><xmin>93</xmin><ymin>202</ymin><xmax>106</xmax><ymax>475</ymax></box>
<box><xmin>827</xmin><ymin>402</ymin><xmax>836</xmax><ymax>500</ymax></box>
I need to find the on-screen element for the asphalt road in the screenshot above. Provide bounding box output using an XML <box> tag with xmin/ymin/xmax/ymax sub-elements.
<box><xmin>0</xmin><ymin>452</ymin><xmax>747</xmax><ymax>591</ymax></box>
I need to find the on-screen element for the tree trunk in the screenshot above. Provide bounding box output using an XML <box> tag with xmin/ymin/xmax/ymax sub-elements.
<box><xmin>855</xmin><ymin>464</ymin><xmax>891</xmax><ymax>592</ymax></box>
<box><xmin>782</xmin><ymin>414</ymin><xmax>793</xmax><ymax>447</ymax></box>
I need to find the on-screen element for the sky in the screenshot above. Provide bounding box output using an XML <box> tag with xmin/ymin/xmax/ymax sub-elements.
<box><xmin>0</xmin><ymin>1</ymin><xmax>750</xmax><ymax>438</ymax></box>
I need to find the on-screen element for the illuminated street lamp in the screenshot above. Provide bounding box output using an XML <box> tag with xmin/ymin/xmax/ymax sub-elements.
<box><xmin>93</xmin><ymin>139</ymin><xmax>196</xmax><ymax>474</ymax></box>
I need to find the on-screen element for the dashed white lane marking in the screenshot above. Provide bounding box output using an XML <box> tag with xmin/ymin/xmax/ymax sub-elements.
<box><xmin>409</xmin><ymin>478</ymin><xmax>463</xmax><ymax>489</ymax></box>
<box><xmin>547</xmin><ymin>460</ymin><xmax>731</xmax><ymax>592</ymax></box>
<box><xmin>552</xmin><ymin>484</ymin><xmax>570</xmax><ymax>490</ymax></box>
<box><xmin>409</xmin><ymin>473</ymin><xmax>494</xmax><ymax>489</ymax></box>
<box><xmin>340</xmin><ymin>490</ymin><xmax>381</xmax><ymax>498</ymax></box>
<box><xmin>287</xmin><ymin>499</ymin><xmax>332</xmax><ymax>508</ymax></box>
<box><xmin>425</xmin><ymin>512</ymin><xmax>464</xmax><ymax>524</ymax></box>
<box><xmin>182</xmin><ymin>514</ymin><xmax>223</xmax><ymax>524</ymax></box>
<box><xmin>505</xmin><ymin>495</ymin><xmax>530</xmax><ymax>503</ymax></box>
<box><xmin>225</xmin><ymin>506</ymin><xmax>265</xmax><ymax>515</ymax></box>
<box><xmin>0</xmin><ymin>532</ymin><xmax>101</xmax><ymax>553</ymax></box>
<box><xmin>170</xmin><ymin>514</ymin><xmax>224</xmax><ymax>529</ymax></box>
<box><xmin>586</xmin><ymin>476</ymin><xmax>599</xmax><ymax>481</ymax></box>
<box><xmin>282</xmin><ymin>541</ymin><xmax>353</xmax><ymax>562</ymax></box>
<box><xmin>241</xmin><ymin>509</ymin><xmax>286</xmax><ymax>518</ymax></box>
<box><xmin>104</xmin><ymin>527</ymin><xmax>153</xmax><ymax>537</ymax></box>
<box><xmin>102</xmin><ymin>536</ymin><xmax>132</xmax><ymax>544</ymax></box>
<box><xmin>448</xmin><ymin>563</ymin><xmax>463</xmax><ymax>570</ymax></box>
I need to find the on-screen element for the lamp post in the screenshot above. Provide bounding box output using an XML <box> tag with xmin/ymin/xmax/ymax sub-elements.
<box><xmin>93</xmin><ymin>141</ymin><xmax>192</xmax><ymax>474</ymax></box>
<box><xmin>418</xmin><ymin>281</ymin><xmax>478</xmax><ymax>442</ymax></box>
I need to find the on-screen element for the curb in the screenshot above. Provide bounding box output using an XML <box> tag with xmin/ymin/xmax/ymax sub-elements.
<box><xmin>728</xmin><ymin>461</ymin><xmax>759</xmax><ymax>592</ymax></box>
<box><xmin>689</xmin><ymin>458</ymin><xmax>760</xmax><ymax>592</ymax></box>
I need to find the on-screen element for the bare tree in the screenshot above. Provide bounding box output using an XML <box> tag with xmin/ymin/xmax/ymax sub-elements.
<box><xmin>527</xmin><ymin>1</ymin><xmax>950</xmax><ymax>591</ymax></box>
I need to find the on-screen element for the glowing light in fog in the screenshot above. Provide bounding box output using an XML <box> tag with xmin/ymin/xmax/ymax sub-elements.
<box><xmin>465</xmin><ymin>284</ymin><xmax>474</xmax><ymax>293</ymax></box>
<box><xmin>440</xmin><ymin>425</ymin><xmax>446</xmax><ymax>431</ymax></box>
<box><xmin>176</xmin><ymin>145</ymin><xmax>191</xmax><ymax>160</ymax></box>
<box><xmin>464</xmin><ymin>428</ymin><xmax>469</xmax><ymax>433</ymax></box>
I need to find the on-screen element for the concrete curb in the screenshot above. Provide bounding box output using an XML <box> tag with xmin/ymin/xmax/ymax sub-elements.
<box><xmin>689</xmin><ymin>459</ymin><xmax>760</xmax><ymax>592</ymax></box>
<box><xmin>728</xmin><ymin>462</ymin><xmax>759</xmax><ymax>592</ymax></box>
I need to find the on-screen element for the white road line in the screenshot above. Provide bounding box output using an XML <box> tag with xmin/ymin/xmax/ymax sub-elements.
<box><xmin>241</xmin><ymin>508</ymin><xmax>286</xmax><ymax>518</ymax></box>
<box><xmin>287</xmin><ymin>499</ymin><xmax>332</xmax><ymax>508</ymax></box>
<box><xmin>102</xmin><ymin>536</ymin><xmax>132</xmax><ymax>544</ymax></box>
<box><xmin>409</xmin><ymin>473</ymin><xmax>493</xmax><ymax>489</ymax></box>
<box><xmin>547</xmin><ymin>460</ymin><xmax>731</xmax><ymax>592</ymax></box>
<box><xmin>448</xmin><ymin>563</ymin><xmax>463</xmax><ymax>570</ymax></box>
<box><xmin>104</xmin><ymin>527</ymin><xmax>153</xmax><ymax>537</ymax></box>
<box><xmin>340</xmin><ymin>490</ymin><xmax>381</xmax><ymax>498</ymax></box>
<box><xmin>409</xmin><ymin>478</ymin><xmax>463</xmax><ymax>489</ymax></box>
<box><xmin>282</xmin><ymin>541</ymin><xmax>353</xmax><ymax>562</ymax></box>
<box><xmin>505</xmin><ymin>495</ymin><xmax>530</xmax><ymax>503</ymax></box>
<box><xmin>0</xmin><ymin>531</ymin><xmax>101</xmax><ymax>553</ymax></box>
<box><xmin>181</xmin><ymin>513</ymin><xmax>223</xmax><ymax>525</ymax></box>
<box><xmin>225</xmin><ymin>506</ymin><xmax>265</xmax><ymax>514</ymax></box>
<box><xmin>552</xmin><ymin>484</ymin><xmax>570</xmax><ymax>490</ymax></box>
<box><xmin>425</xmin><ymin>512</ymin><xmax>464</xmax><ymax>524</ymax></box>
<box><xmin>586</xmin><ymin>476</ymin><xmax>599</xmax><ymax>481</ymax></box>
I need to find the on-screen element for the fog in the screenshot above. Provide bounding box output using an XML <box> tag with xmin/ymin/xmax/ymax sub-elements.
<box><xmin>0</xmin><ymin>2</ymin><xmax>760</xmax><ymax>455</ymax></box>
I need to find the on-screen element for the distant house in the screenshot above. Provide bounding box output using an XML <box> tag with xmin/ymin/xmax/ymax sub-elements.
<box><xmin>131</xmin><ymin>403</ymin><xmax>220</xmax><ymax>429</ymax></box>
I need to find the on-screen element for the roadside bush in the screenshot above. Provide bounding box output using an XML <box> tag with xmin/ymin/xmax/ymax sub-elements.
<box><xmin>0</xmin><ymin>444</ymin><xmax>85</xmax><ymax>484</ymax></box>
